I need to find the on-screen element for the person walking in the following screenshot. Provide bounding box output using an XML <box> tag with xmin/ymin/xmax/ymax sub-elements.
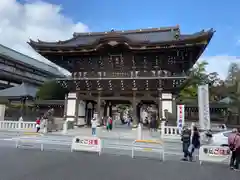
<box><xmin>181</xmin><ymin>126</ymin><xmax>192</xmax><ymax>161</ymax></box>
<box><xmin>91</xmin><ymin>117</ymin><xmax>98</xmax><ymax>136</ymax></box>
<box><xmin>189</xmin><ymin>126</ymin><xmax>200</xmax><ymax>161</ymax></box>
<box><xmin>228</xmin><ymin>128</ymin><xmax>238</xmax><ymax>169</ymax></box>
<box><xmin>36</xmin><ymin>117</ymin><xmax>41</xmax><ymax>133</ymax></box>
<box><xmin>108</xmin><ymin>116</ymin><xmax>113</xmax><ymax>131</ymax></box>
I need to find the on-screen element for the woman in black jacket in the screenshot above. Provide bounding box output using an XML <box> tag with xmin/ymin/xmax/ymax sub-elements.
<box><xmin>189</xmin><ymin>126</ymin><xmax>200</xmax><ymax>161</ymax></box>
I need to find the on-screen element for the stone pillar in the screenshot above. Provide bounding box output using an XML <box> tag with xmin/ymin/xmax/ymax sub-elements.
<box><xmin>76</xmin><ymin>100</ymin><xmax>86</xmax><ymax>126</ymax></box>
<box><xmin>161</xmin><ymin>93</ymin><xmax>173</xmax><ymax>121</ymax></box>
<box><xmin>62</xmin><ymin>92</ymin><xmax>78</xmax><ymax>133</ymax></box>
<box><xmin>65</xmin><ymin>92</ymin><xmax>78</xmax><ymax>122</ymax></box>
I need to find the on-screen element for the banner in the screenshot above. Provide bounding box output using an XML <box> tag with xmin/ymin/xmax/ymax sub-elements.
<box><xmin>198</xmin><ymin>84</ymin><xmax>210</xmax><ymax>130</ymax></box>
<box><xmin>177</xmin><ymin>105</ymin><xmax>185</xmax><ymax>129</ymax></box>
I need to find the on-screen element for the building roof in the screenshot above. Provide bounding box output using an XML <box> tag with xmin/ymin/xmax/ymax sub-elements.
<box><xmin>0</xmin><ymin>83</ymin><xmax>38</xmax><ymax>98</ymax></box>
<box><xmin>0</xmin><ymin>44</ymin><xmax>63</xmax><ymax>76</ymax></box>
<box><xmin>28</xmin><ymin>26</ymin><xmax>215</xmax><ymax>48</ymax></box>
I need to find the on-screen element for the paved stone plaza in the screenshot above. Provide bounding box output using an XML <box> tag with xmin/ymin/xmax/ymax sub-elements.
<box><xmin>0</xmin><ymin>147</ymin><xmax>238</xmax><ymax>180</ymax></box>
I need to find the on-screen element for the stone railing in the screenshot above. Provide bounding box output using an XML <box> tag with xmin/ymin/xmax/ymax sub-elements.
<box><xmin>0</xmin><ymin>121</ymin><xmax>36</xmax><ymax>130</ymax></box>
<box><xmin>160</xmin><ymin>122</ymin><xmax>181</xmax><ymax>139</ymax></box>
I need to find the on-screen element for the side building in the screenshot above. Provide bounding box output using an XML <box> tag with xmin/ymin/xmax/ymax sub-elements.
<box><xmin>0</xmin><ymin>44</ymin><xmax>64</xmax><ymax>98</ymax></box>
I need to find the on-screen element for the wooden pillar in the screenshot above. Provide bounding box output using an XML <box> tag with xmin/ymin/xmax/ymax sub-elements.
<box><xmin>96</xmin><ymin>92</ymin><xmax>101</xmax><ymax>119</ymax></box>
<box><xmin>132</xmin><ymin>91</ymin><xmax>137</xmax><ymax>126</ymax></box>
<box><xmin>158</xmin><ymin>91</ymin><xmax>162</xmax><ymax>121</ymax></box>
<box><xmin>109</xmin><ymin>102</ymin><xmax>112</xmax><ymax>117</ymax></box>
<box><xmin>84</xmin><ymin>100</ymin><xmax>88</xmax><ymax>123</ymax></box>
<box><xmin>74</xmin><ymin>92</ymin><xmax>79</xmax><ymax>124</ymax></box>
<box><xmin>137</xmin><ymin>102</ymin><xmax>142</xmax><ymax>123</ymax></box>
<box><xmin>104</xmin><ymin>101</ymin><xmax>108</xmax><ymax>117</ymax></box>
<box><xmin>63</xmin><ymin>94</ymin><xmax>68</xmax><ymax>118</ymax></box>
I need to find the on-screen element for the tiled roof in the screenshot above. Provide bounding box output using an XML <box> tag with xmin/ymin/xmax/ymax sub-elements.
<box><xmin>0</xmin><ymin>44</ymin><xmax>63</xmax><ymax>76</ymax></box>
<box><xmin>28</xmin><ymin>27</ymin><xmax>214</xmax><ymax>47</ymax></box>
<box><xmin>0</xmin><ymin>83</ymin><xmax>38</xmax><ymax>98</ymax></box>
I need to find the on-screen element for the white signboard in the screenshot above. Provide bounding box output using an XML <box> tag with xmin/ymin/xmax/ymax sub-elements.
<box><xmin>198</xmin><ymin>84</ymin><xmax>210</xmax><ymax>130</ymax></box>
<box><xmin>71</xmin><ymin>136</ymin><xmax>102</xmax><ymax>155</ymax></box>
<box><xmin>177</xmin><ymin>105</ymin><xmax>185</xmax><ymax>129</ymax></box>
<box><xmin>199</xmin><ymin>145</ymin><xmax>230</xmax><ymax>165</ymax></box>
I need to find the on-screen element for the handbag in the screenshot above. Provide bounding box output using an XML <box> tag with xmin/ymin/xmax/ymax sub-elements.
<box><xmin>188</xmin><ymin>144</ymin><xmax>194</xmax><ymax>153</ymax></box>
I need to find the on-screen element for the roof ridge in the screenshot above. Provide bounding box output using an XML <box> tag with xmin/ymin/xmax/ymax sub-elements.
<box><xmin>73</xmin><ymin>25</ymin><xmax>180</xmax><ymax>37</ymax></box>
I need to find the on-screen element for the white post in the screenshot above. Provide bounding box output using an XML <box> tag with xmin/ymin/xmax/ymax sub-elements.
<box><xmin>62</xmin><ymin>120</ymin><xmax>68</xmax><ymax>134</ymax></box>
<box><xmin>160</xmin><ymin>121</ymin><xmax>165</xmax><ymax>139</ymax></box>
<box><xmin>43</xmin><ymin>119</ymin><xmax>47</xmax><ymax>134</ymax></box>
<box><xmin>137</xmin><ymin>123</ymin><xmax>143</xmax><ymax>140</ymax></box>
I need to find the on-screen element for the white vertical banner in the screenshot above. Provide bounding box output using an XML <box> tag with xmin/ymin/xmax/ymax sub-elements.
<box><xmin>177</xmin><ymin>105</ymin><xmax>185</xmax><ymax>129</ymax></box>
<box><xmin>198</xmin><ymin>84</ymin><xmax>210</xmax><ymax>130</ymax></box>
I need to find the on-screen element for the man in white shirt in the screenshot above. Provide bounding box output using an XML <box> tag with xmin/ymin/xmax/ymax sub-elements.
<box><xmin>91</xmin><ymin>117</ymin><xmax>98</xmax><ymax>136</ymax></box>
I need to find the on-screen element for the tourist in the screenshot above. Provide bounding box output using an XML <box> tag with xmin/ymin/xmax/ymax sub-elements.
<box><xmin>36</xmin><ymin>117</ymin><xmax>41</xmax><ymax>133</ymax></box>
<box><xmin>181</xmin><ymin>126</ymin><xmax>191</xmax><ymax>161</ymax></box>
<box><xmin>232</xmin><ymin>128</ymin><xmax>240</xmax><ymax>171</ymax></box>
<box><xmin>189</xmin><ymin>126</ymin><xmax>200</xmax><ymax>161</ymax></box>
<box><xmin>108</xmin><ymin>116</ymin><xmax>113</xmax><ymax>131</ymax></box>
<box><xmin>228</xmin><ymin>128</ymin><xmax>238</xmax><ymax>169</ymax></box>
<box><xmin>127</xmin><ymin>117</ymin><xmax>131</xmax><ymax>127</ymax></box>
<box><xmin>91</xmin><ymin>117</ymin><xmax>97</xmax><ymax>136</ymax></box>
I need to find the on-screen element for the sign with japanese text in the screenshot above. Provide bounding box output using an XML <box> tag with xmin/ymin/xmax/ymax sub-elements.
<box><xmin>71</xmin><ymin>136</ymin><xmax>102</xmax><ymax>155</ymax></box>
<box><xmin>199</xmin><ymin>145</ymin><xmax>230</xmax><ymax>164</ymax></box>
<box><xmin>177</xmin><ymin>105</ymin><xmax>185</xmax><ymax>129</ymax></box>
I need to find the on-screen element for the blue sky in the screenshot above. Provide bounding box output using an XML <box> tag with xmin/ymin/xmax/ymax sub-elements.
<box><xmin>30</xmin><ymin>0</ymin><xmax>239</xmax><ymax>56</ymax></box>
<box><xmin>16</xmin><ymin>0</ymin><xmax>240</xmax><ymax>78</ymax></box>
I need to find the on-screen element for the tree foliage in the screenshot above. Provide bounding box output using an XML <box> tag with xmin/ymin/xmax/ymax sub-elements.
<box><xmin>179</xmin><ymin>61</ymin><xmax>227</xmax><ymax>102</ymax></box>
<box><xmin>179</xmin><ymin>61</ymin><xmax>211</xmax><ymax>101</ymax></box>
<box><xmin>36</xmin><ymin>81</ymin><xmax>68</xmax><ymax>100</ymax></box>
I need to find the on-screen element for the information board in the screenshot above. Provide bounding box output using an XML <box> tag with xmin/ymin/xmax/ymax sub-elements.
<box><xmin>199</xmin><ymin>145</ymin><xmax>230</xmax><ymax>165</ymax></box>
<box><xmin>71</xmin><ymin>136</ymin><xmax>102</xmax><ymax>155</ymax></box>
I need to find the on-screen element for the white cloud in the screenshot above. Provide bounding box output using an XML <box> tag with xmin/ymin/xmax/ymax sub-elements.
<box><xmin>199</xmin><ymin>55</ymin><xmax>240</xmax><ymax>79</ymax></box>
<box><xmin>0</xmin><ymin>0</ymin><xmax>89</xmax><ymax>74</ymax></box>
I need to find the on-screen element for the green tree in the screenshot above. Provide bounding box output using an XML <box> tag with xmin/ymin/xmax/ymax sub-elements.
<box><xmin>179</xmin><ymin>61</ymin><xmax>222</xmax><ymax>102</ymax></box>
<box><xmin>179</xmin><ymin>61</ymin><xmax>210</xmax><ymax>101</ymax></box>
<box><xmin>36</xmin><ymin>81</ymin><xmax>68</xmax><ymax>100</ymax></box>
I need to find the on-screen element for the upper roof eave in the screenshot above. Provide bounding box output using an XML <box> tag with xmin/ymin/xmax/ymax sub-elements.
<box><xmin>28</xmin><ymin>28</ymin><xmax>215</xmax><ymax>49</ymax></box>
